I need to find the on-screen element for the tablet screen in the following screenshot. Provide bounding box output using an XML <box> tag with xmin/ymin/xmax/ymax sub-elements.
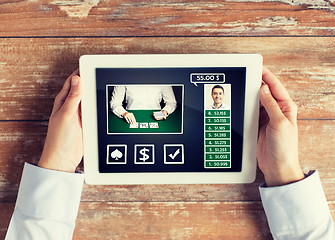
<box><xmin>95</xmin><ymin>67</ymin><xmax>246</xmax><ymax>173</ymax></box>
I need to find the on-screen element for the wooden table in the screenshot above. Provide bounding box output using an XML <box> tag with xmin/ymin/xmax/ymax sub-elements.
<box><xmin>0</xmin><ymin>1</ymin><xmax>334</xmax><ymax>239</ymax></box>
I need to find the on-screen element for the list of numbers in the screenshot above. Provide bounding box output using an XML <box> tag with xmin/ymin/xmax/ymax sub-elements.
<box><xmin>204</xmin><ymin>110</ymin><xmax>231</xmax><ymax>168</ymax></box>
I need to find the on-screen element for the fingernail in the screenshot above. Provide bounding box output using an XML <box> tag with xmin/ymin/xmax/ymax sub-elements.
<box><xmin>71</xmin><ymin>76</ymin><xmax>79</xmax><ymax>86</ymax></box>
<box><xmin>262</xmin><ymin>84</ymin><xmax>270</xmax><ymax>95</ymax></box>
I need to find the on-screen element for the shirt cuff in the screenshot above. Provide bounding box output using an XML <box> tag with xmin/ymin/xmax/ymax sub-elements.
<box><xmin>15</xmin><ymin>162</ymin><xmax>85</xmax><ymax>223</ymax></box>
<box><xmin>259</xmin><ymin>170</ymin><xmax>331</xmax><ymax>236</ymax></box>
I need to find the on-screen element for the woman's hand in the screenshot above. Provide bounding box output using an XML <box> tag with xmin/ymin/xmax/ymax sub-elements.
<box><xmin>38</xmin><ymin>69</ymin><xmax>83</xmax><ymax>173</ymax></box>
<box><xmin>257</xmin><ymin>67</ymin><xmax>305</xmax><ymax>187</ymax></box>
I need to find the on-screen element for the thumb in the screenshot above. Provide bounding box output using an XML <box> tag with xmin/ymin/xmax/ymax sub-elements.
<box><xmin>62</xmin><ymin>75</ymin><xmax>82</xmax><ymax>117</ymax></box>
<box><xmin>259</xmin><ymin>84</ymin><xmax>285</xmax><ymax>123</ymax></box>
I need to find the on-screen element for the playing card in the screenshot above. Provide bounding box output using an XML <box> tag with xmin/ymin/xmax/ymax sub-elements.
<box><xmin>153</xmin><ymin>111</ymin><xmax>165</xmax><ymax>120</ymax></box>
<box><xmin>129</xmin><ymin>123</ymin><xmax>139</xmax><ymax>128</ymax></box>
<box><xmin>140</xmin><ymin>123</ymin><xmax>149</xmax><ymax>128</ymax></box>
<box><xmin>149</xmin><ymin>122</ymin><xmax>159</xmax><ymax>128</ymax></box>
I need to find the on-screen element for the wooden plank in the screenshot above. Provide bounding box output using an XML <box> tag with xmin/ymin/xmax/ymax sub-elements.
<box><xmin>74</xmin><ymin>201</ymin><xmax>272</xmax><ymax>240</ymax></box>
<box><xmin>0</xmin><ymin>122</ymin><xmax>46</xmax><ymax>202</ymax></box>
<box><xmin>1</xmin><ymin>202</ymin><xmax>334</xmax><ymax>240</ymax></box>
<box><xmin>73</xmin><ymin>201</ymin><xmax>335</xmax><ymax>240</ymax></box>
<box><xmin>0</xmin><ymin>120</ymin><xmax>334</xmax><ymax>203</ymax></box>
<box><xmin>0</xmin><ymin>37</ymin><xmax>334</xmax><ymax>120</ymax></box>
<box><xmin>0</xmin><ymin>203</ymin><xmax>14</xmax><ymax>240</ymax></box>
<box><xmin>0</xmin><ymin>1</ymin><xmax>335</xmax><ymax>37</ymax></box>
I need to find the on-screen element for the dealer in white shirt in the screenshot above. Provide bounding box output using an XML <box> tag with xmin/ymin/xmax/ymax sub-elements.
<box><xmin>110</xmin><ymin>85</ymin><xmax>177</xmax><ymax>124</ymax></box>
<box><xmin>211</xmin><ymin>85</ymin><xmax>230</xmax><ymax>110</ymax></box>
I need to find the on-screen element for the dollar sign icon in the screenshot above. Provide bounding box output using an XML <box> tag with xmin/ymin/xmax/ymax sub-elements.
<box><xmin>139</xmin><ymin>148</ymin><xmax>150</xmax><ymax>162</ymax></box>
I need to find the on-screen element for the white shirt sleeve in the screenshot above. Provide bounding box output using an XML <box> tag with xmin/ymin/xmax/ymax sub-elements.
<box><xmin>5</xmin><ymin>162</ymin><xmax>85</xmax><ymax>240</ymax></box>
<box><xmin>161</xmin><ymin>86</ymin><xmax>177</xmax><ymax>115</ymax></box>
<box><xmin>110</xmin><ymin>86</ymin><xmax>127</xmax><ymax>118</ymax></box>
<box><xmin>259</xmin><ymin>170</ymin><xmax>335</xmax><ymax>240</ymax></box>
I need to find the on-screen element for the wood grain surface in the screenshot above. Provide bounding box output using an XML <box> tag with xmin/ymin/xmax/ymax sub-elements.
<box><xmin>0</xmin><ymin>1</ymin><xmax>334</xmax><ymax>239</ymax></box>
<box><xmin>1</xmin><ymin>1</ymin><xmax>335</xmax><ymax>37</ymax></box>
<box><xmin>0</xmin><ymin>37</ymin><xmax>334</xmax><ymax>120</ymax></box>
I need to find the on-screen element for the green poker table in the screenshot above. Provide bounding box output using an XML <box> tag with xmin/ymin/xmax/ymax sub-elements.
<box><xmin>108</xmin><ymin>108</ymin><xmax>182</xmax><ymax>134</ymax></box>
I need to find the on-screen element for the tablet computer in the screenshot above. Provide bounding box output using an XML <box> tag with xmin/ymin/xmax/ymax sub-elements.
<box><xmin>79</xmin><ymin>54</ymin><xmax>262</xmax><ymax>185</ymax></box>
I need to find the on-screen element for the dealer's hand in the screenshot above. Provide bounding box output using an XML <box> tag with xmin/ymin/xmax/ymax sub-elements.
<box><xmin>38</xmin><ymin>69</ymin><xmax>83</xmax><ymax>173</ymax></box>
<box><xmin>257</xmin><ymin>66</ymin><xmax>304</xmax><ymax>187</ymax></box>
<box><xmin>153</xmin><ymin>110</ymin><xmax>168</xmax><ymax>121</ymax></box>
<box><xmin>162</xmin><ymin>110</ymin><xmax>168</xmax><ymax>118</ymax></box>
<box><xmin>122</xmin><ymin>112</ymin><xmax>137</xmax><ymax>125</ymax></box>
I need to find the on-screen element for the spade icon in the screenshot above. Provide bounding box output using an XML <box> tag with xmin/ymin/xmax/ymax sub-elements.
<box><xmin>111</xmin><ymin>149</ymin><xmax>123</xmax><ymax>160</ymax></box>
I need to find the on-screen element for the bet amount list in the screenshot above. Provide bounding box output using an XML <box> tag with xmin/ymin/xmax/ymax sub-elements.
<box><xmin>204</xmin><ymin>110</ymin><xmax>231</xmax><ymax>168</ymax></box>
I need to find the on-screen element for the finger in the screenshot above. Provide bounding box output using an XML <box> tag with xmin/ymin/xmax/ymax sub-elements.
<box><xmin>126</xmin><ymin>115</ymin><xmax>133</xmax><ymax>124</ymax></box>
<box><xmin>52</xmin><ymin>69</ymin><xmax>80</xmax><ymax>115</ymax></box>
<box><xmin>124</xmin><ymin>113</ymin><xmax>130</xmax><ymax>124</ymax></box>
<box><xmin>278</xmin><ymin>98</ymin><xmax>298</xmax><ymax>125</ymax></box>
<box><xmin>263</xmin><ymin>67</ymin><xmax>298</xmax><ymax>124</ymax></box>
<box><xmin>61</xmin><ymin>75</ymin><xmax>82</xmax><ymax>117</ymax></box>
<box><xmin>262</xmin><ymin>66</ymin><xmax>292</xmax><ymax>102</ymax></box>
<box><xmin>125</xmin><ymin>117</ymin><xmax>130</xmax><ymax>124</ymax></box>
<box><xmin>127</xmin><ymin>115</ymin><xmax>132</xmax><ymax>124</ymax></box>
<box><xmin>259</xmin><ymin>84</ymin><xmax>285</xmax><ymax>122</ymax></box>
<box><xmin>163</xmin><ymin>110</ymin><xmax>168</xmax><ymax>119</ymax></box>
<box><xmin>56</xmin><ymin>69</ymin><xmax>80</xmax><ymax>102</ymax></box>
<box><xmin>78</xmin><ymin>102</ymin><xmax>83</xmax><ymax>128</ymax></box>
<box><xmin>258</xmin><ymin>107</ymin><xmax>268</xmax><ymax>139</ymax></box>
<box><xmin>130</xmin><ymin>114</ymin><xmax>136</xmax><ymax>125</ymax></box>
<box><xmin>259</xmin><ymin>105</ymin><xmax>269</xmax><ymax>130</ymax></box>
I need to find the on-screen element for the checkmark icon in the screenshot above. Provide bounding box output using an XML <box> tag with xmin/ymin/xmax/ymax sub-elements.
<box><xmin>164</xmin><ymin>144</ymin><xmax>184</xmax><ymax>165</ymax></box>
<box><xmin>168</xmin><ymin>148</ymin><xmax>180</xmax><ymax>160</ymax></box>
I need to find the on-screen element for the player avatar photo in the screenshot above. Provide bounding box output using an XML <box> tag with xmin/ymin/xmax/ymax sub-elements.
<box><xmin>204</xmin><ymin>84</ymin><xmax>231</xmax><ymax>110</ymax></box>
